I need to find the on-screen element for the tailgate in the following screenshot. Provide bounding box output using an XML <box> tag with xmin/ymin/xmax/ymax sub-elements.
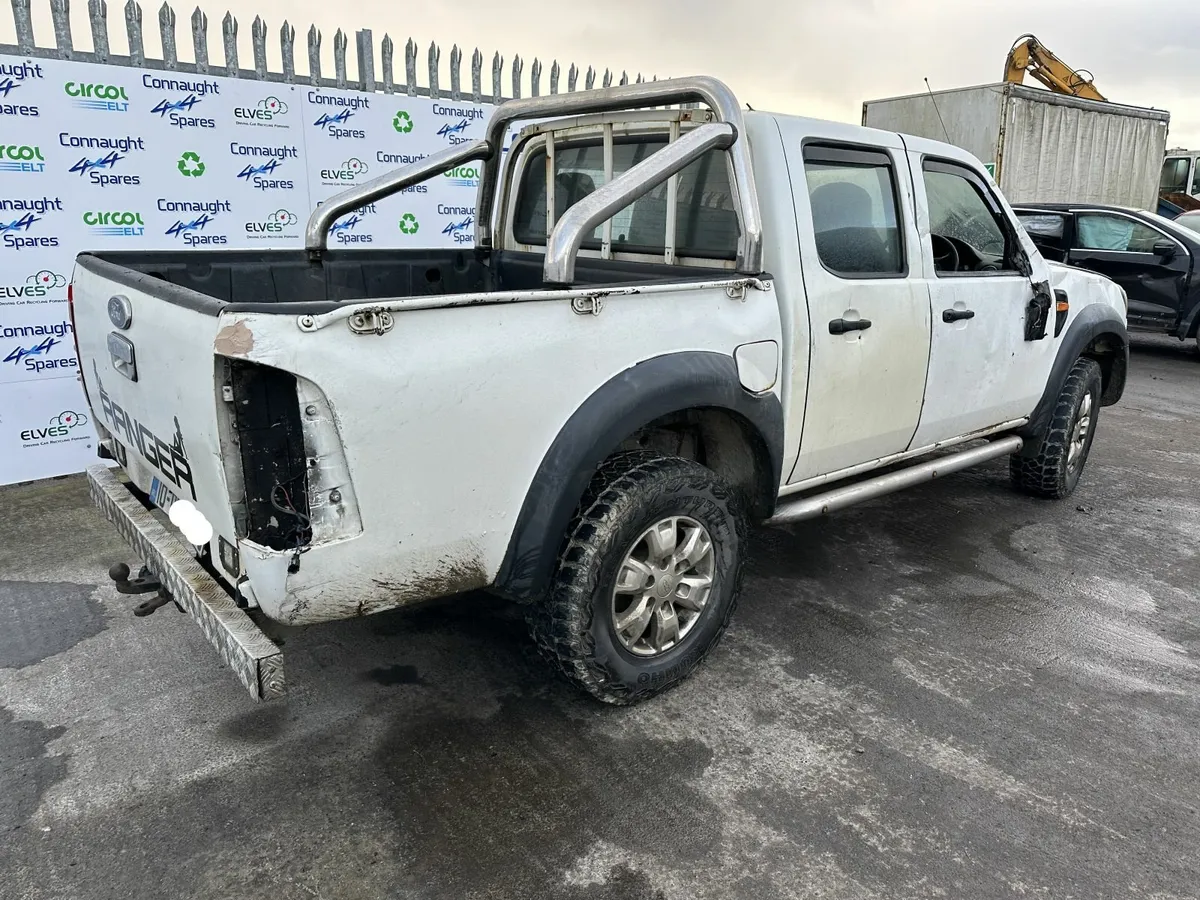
<box><xmin>72</xmin><ymin>255</ymin><xmax>237</xmax><ymax>566</ymax></box>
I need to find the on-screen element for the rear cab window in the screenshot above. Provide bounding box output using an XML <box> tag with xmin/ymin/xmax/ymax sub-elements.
<box><xmin>801</xmin><ymin>144</ymin><xmax>905</xmax><ymax>278</ymax></box>
<box><xmin>510</xmin><ymin>136</ymin><xmax>739</xmax><ymax>262</ymax></box>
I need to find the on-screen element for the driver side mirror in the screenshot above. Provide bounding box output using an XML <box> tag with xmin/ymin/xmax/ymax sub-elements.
<box><xmin>1153</xmin><ymin>240</ymin><xmax>1178</xmax><ymax>260</ymax></box>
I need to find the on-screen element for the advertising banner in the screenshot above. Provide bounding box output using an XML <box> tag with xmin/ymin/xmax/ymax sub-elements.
<box><xmin>0</xmin><ymin>53</ymin><xmax>488</xmax><ymax>485</ymax></box>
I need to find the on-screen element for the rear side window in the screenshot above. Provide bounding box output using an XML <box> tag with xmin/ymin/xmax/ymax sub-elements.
<box><xmin>1017</xmin><ymin>213</ymin><xmax>1065</xmax><ymax>240</ymax></box>
<box><xmin>802</xmin><ymin>144</ymin><xmax>904</xmax><ymax>277</ymax></box>
<box><xmin>512</xmin><ymin>139</ymin><xmax>739</xmax><ymax>259</ymax></box>
<box><xmin>1076</xmin><ymin>214</ymin><xmax>1163</xmax><ymax>252</ymax></box>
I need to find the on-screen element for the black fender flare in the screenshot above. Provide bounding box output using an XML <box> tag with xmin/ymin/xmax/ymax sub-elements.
<box><xmin>495</xmin><ymin>351</ymin><xmax>785</xmax><ymax>600</ymax></box>
<box><xmin>1017</xmin><ymin>304</ymin><xmax>1128</xmax><ymax>453</ymax></box>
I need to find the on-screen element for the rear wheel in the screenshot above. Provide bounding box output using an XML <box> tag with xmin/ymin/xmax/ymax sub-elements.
<box><xmin>528</xmin><ymin>452</ymin><xmax>747</xmax><ymax>705</ymax></box>
<box><xmin>1010</xmin><ymin>357</ymin><xmax>1103</xmax><ymax>499</ymax></box>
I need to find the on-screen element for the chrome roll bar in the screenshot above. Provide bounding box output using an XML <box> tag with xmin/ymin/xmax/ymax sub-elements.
<box><xmin>305</xmin><ymin>76</ymin><xmax>763</xmax><ymax>277</ymax></box>
<box><xmin>543</xmin><ymin>122</ymin><xmax>736</xmax><ymax>284</ymax></box>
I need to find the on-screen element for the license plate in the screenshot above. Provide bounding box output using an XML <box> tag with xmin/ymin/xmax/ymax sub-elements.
<box><xmin>149</xmin><ymin>477</ymin><xmax>177</xmax><ymax>513</ymax></box>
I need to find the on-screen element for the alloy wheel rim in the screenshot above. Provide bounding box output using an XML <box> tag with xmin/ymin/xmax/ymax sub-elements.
<box><xmin>610</xmin><ymin>516</ymin><xmax>715</xmax><ymax>657</ymax></box>
<box><xmin>1067</xmin><ymin>392</ymin><xmax>1094</xmax><ymax>474</ymax></box>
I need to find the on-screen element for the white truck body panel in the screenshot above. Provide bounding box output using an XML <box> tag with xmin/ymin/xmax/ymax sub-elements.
<box><xmin>68</xmin><ymin>80</ymin><xmax>1130</xmax><ymax>699</ymax></box>
<box><xmin>862</xmin><ymin>83</ymin><xmax>1170</xmax><ymax>209</ymax></box>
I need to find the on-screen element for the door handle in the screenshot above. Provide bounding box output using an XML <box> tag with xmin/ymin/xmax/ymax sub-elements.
<box><xmin>942</xmin><ymin>308</ymin><xmax>976</xmax><ymax>323</ymax></box>
<box><xmin>828</xmin><ymin>317</ymin><xmax>872</xmax><ymax>335</ymax></box>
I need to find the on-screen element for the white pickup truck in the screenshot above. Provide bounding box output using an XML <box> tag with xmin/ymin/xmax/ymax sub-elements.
<box><xmin>71</xmin><ymin>77</ymin><xmax>1129</xmax><ymax>705</ymax></box>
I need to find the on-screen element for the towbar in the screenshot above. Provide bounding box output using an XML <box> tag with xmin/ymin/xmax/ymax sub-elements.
<box><xmin>543</xmin><ymin>122</ymin><xmax>736</xmax><ymax>284</ymax></box>
<box><xmin>478</xmin><ymin>75</ymin><xmax>763</xmax><ymax>274</ymax></box>
<box><xmin>304</xmin><ymin>140</ymin><xmax>490</xmax><ymax>257</ymax></box>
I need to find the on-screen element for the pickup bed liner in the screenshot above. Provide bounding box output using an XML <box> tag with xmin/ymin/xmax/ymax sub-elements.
<box><xmin>79</xmin><ymin>249</ymin><xmax>728</xmax><ymax>315</ymax></box>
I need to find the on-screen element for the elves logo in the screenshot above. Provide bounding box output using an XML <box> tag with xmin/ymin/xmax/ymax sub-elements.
<box><xmin>235</xmin><ymin>95</ymin><xmax>289</xmax><ymax>126</ymax></box>
<box><xmin>245</xmin><ymin>208</ymin><xmax>298</xmax><ymax>238</ymax></box>
<box><xmin>20</xmin><ymin>410</ymin><xmax>90</xmax><ymax>444</ymax></box>
<box><xmin>1</xmin><ymin>270</ymin><xmax>65</xmax><ymax>303</ymax></box>
<box><xmin>0</xmin><ymin>144</ymin><xmax>45</xmax><ymax>174</ymax></box>
<box><xmin>320</xmin><ymin>157</ymin><xmax>368</xmax><ymax>183</ymax></box>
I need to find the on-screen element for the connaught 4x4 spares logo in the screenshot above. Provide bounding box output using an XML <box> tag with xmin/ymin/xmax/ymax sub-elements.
<box><xmin>0</xmin><ymin>197</ymin><xmax>62</xmax><ymax>251</ymax></box>
<box><xmin>2</xmin><ymin>320</ymin><xmax>76</xmax><ymax>377</ymax></box>
<box><xmin>159</xmin><ymin>198</ymin><xmax>231</xmax><ymax>247</ymax></box>
<box><xmin>231</xmin><ymin>142</ymin><xmax>298</xmax><ymax>191</ymax></box>
<box><xmin>0</xmin><ymin>61</ymin><xmax>44</xmax><ymax>117</ymax></box>
<box><xmin>328</xmin><ymin>202</ymin><xmax>377</xmax><ymax>245</ymax></box>
<box><xmin>62</xmin><ymin>133</ymin><xmax>145</xmax><ymax>186</ymax></box>
<box><xmin>310</xmin><ymin>91</ymin><xmax>368</xmax><ymax>139</ymax></box>
<box><xmin>145</xmin><ymin>74</ymin><xmax>219</xmax><ymax>129</ymax></box>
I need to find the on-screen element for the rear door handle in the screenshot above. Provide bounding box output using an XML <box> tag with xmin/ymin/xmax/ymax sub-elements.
<box><xmin>942</xmin><ymin>308</ymin><xmax>976</xmax><ymax>322</ymax></box>
<box><xmin>828</xmin><ymin>317</ymin><xmax>872</xmax><ymax>335</ymax></box>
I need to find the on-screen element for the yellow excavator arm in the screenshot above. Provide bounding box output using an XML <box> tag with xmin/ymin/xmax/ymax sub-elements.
<box><xmin>1004</xmin><ymin>34</ymin><xmax>1106</xmax><ymax>102</ymax></box>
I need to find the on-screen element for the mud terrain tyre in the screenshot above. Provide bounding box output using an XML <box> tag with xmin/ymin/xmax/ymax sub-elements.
<box><xmin>529</xmin><ymin>452</ymin><xmax>747</xmax><ymax>705</ymax></box>
<box><xmin>1010</xmin><ymin>357</ymin><xmax>1103</xmax><ymax>499</ymax></box>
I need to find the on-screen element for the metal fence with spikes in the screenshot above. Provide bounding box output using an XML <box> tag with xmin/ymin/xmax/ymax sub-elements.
<box><xmin>2</xmin><ymin>0</ymin><xmax>653</xmax><ymax>105</ymax></box>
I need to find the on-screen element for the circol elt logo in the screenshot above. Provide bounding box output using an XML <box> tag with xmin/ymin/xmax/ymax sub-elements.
<box><xmin>0</xmin><ymin>144</ymin><xmax>46</xmax><ymax>174</ymax></box>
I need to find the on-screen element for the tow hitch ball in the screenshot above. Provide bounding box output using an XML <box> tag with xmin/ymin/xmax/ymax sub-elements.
<box><xmin>108</xmin><ymin>563</ymin><xmax>181</xmax><ymax>617</ymax></box>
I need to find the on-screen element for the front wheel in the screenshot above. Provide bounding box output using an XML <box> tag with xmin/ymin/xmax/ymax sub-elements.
<box><xmin>528</xmin><ymin>452</ymin><xmax>747</xmax><ymax>705</ymax></box>
<box><xmin>1010</xmin><ymin>357</ymin><xmax>1103</xmax><ymax>499</ymax></box>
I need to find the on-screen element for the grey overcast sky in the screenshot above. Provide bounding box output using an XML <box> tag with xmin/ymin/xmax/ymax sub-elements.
<box><xmin>10</xmin><ymin>0</ymin><xmax>1200</xmax><ymax>146</ymax></box>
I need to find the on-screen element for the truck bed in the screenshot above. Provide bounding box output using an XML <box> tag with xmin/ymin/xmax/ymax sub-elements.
<box><xmin>79</xmin><ymin>248</ymin><xmax>727</xmax><ymax>315</ymax></box>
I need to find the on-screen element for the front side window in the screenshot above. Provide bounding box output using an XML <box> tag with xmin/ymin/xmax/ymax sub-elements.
<box><xmin>512</xmin><ymin>138</ymin><xmax>738</xmax><ymax>259</ymax></box>
<box><xmin>802</xmin><ymin>145</ymin><xmax>904</xmax><ymax>277</ymax></box>
<box><xmin>922</xmin><ymin>162</ymin><xmax>1012</xmax><ymax>273</ymax></box>
<box><xmin>1076</xmin><ymin>214</ymin><xmax>1164</xmax><ymax>252</ymax></box>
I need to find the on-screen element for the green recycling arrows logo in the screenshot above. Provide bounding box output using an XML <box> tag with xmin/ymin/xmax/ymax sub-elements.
<box><xmin>392</xmin><ymin>111</ymin><xmax>414</xmax><ymax>134</ymax></box>
<box><xmin>398</xmin><ymin>213</ymin><xmax>419</xmax><ymax>235</ymax></box>
<box><xmin>177</xmin><ymin>151</ymin><xmax>205</xmax><ymax>177</ymax></box>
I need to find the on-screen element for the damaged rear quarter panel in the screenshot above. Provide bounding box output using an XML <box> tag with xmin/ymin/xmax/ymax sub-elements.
<box><xmin>228</xmin><ymin>284</ymin><xmax>781</xmax><ymax>625</ymax></box>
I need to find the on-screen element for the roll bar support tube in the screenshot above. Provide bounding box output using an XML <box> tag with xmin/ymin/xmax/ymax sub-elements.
<box><xmin>305</xmin><ymin>140</ymin><xmax>490</xmax><ymax>257</ymax></box>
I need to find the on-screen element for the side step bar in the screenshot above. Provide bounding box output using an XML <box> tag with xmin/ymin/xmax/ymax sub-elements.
<box><xmin>768</xmin><ymin>436</ymin><xmax>1024</xmax><ymax>525</ymax></box>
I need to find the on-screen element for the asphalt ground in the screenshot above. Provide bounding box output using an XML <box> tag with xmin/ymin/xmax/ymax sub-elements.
<box><xmin>2</xmin><ymin>334</ymin><xmax>1198</xmax><ymax>900</ymax></box>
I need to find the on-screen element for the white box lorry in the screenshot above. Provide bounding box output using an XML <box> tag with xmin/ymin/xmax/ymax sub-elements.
<box><xmin>69</xmin><ymin>77</ymin><xmax>1129</xmax><ymax>705</ymax></box>
<box><xmin>863</xmin><ymin>82</ymin><xmax>1170</xmax><ymax>210</ymax></box>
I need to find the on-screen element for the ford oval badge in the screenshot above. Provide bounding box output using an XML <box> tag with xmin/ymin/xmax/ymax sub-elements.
<box><xmin>108</xmin><ymin>294</ymin><xmax>132</xmax><ymax>330</ymax></box>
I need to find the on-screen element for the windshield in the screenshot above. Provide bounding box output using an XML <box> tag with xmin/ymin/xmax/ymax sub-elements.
<box><xmin>1175</xmin><ymin>212</ymin><xmax>1200</xmax><ymax>235</ymax></box>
